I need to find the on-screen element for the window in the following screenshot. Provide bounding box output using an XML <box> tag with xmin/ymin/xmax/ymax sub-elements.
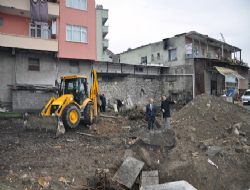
<box><xmin>168</xmin><ymin>49</ymin><xmax>177</xmax><ymax>61</ymax></box>
<box><xmin>66</xmin><ymin>25</ymin><xmax>87</xmax><ymax>43</ymax></box>
<box><xmin>0</xmin><ymin>17</ymin><xmax>3</xmax><ymax>27</ymax></box>
<box><xmin>151</xmin><ymin>54</ymin><xmax>154</xmax><ymax>61</ymax></box>
<box><xmin>29</xmin><ymin>22</ymin><xmax>49</xmax><ymax>39</ymax></box>
<box><xmin>28</xmin><ymin>58</ymin><xmax>40</xmax><ymax>71</ymax></box>
<box><xmin>70</xmin><ymin>61</ymin><xmax>80</xmax><ymax>73</ymax></box>
<box><xmin>201</xmin><ymin>48</ymin><xmax>205</xmax><ymax>56</ymax></box>
<box><xmin>141</xmin><ymin>56</ymin><xmax>147</xmax><ymax>65</ymax></box>
<box><xmin>135</xmin><ymin>66</ymin><xmax>143</xmax><ymax>73</ymax></box>
<box><xmin>66</xmin><ymin>0</ymin><xmax>87</xmax><ymax>10</ymax></box>
<box><xmin>157</xmin><ymin>53</ymin><xmax>161</xmax><ymax>60</ymax></box>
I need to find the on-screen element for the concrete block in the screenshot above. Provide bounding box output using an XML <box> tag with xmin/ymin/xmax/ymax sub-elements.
<box><xmin>113</xmin><ymin>156</ymin><xmax>144</xmax><ymax>188</ymax></box>
<box><xmin>143</xmin><ymin>180</ymin><xmax>197</xmax><ymax>190</ymax></box>
<box><xmin>141</xmin><ymin>170</ymin><xmax>159</xmax><ymax>189</ymax></box>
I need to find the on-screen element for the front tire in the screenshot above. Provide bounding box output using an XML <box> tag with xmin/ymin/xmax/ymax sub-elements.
<box><xmin>84</xmin><ymin>103</ymin><xmax>94</xmax><ymax>125</ymax></box>
<box><xmin>62</xmin><ymin>104</ymin><xmax>81</xmax><ymax>129</ymax></box>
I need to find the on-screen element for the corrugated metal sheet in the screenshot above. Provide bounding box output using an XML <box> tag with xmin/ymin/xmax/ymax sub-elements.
<box><xmin>214</xmin><ymin>66</ymin><xmax>245</xmax><ymax>79</ymax></box>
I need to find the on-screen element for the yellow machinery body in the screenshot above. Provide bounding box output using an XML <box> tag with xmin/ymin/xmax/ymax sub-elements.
<box><xmin>41</xmin><ymin>70</ymin><xmax>99</xmax><ymax>130</ymax></box>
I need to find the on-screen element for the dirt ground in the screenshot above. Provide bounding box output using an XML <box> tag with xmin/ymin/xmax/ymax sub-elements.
<box><xmin>0</xmin><ymin>95</ymin><xmax>250</xmax><ymax>190</ymax></box>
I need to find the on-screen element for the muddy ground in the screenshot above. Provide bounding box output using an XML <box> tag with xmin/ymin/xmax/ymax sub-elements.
<box><xmin>0</xmin><ymin>95</ymin><xmax>250</xmax><ymax>190</ymax></box>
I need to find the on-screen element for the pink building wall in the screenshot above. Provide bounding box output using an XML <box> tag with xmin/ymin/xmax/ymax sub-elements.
<box><xmin>0</xmin><ymin>13</ymin><xmax>29</xmax><ymax>36</ymax></box>
<box><xmin>57</xmin><ymin>0</ymin><xmax>97</xmax><ymax>60</ymax></box>
<box><xmin>0</xmin><ymin>0</ymin><xmax>97</xmax><ymax>61</ymax></box>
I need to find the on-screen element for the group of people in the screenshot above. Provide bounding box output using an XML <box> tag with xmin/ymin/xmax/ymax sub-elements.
<box><xmin>146</xmin><ymin>96</ymin><xmax>175</xmax><ymax>131</ymax></box>
<box><xmin>99</xmin><ymin>93</ymin><xmax>175</xmax><ymax>131</ymax></box>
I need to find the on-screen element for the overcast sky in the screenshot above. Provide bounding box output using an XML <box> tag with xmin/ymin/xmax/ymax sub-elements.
<box><xmin>96</xmin><ymin>0</ymin><xmax>250</xmax><ymax>65</ymax></box>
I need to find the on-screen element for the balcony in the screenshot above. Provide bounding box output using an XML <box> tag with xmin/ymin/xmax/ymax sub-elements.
<box><xmin>101</xmin><ymin>9</ymin><xmax>108</xmax><ymax>25</ymax></box>
<box><xmin>0</xmin><ymin>32</ymin><xmax>58</xmax><ymax>52</ymax></box>
<box><xmin>0</xmin><ymin>0</ymin><xmax>59</xmax><ymax>18</ymax></box>
<box><xmin>102</xmin><ymin>26</ymin><xmax>108</xmax><ymax>37</ymax></box>
<box><xmin>103</xmin><ymin>39</ymin><xmax>109</xmax><ymax>49</ymax></box>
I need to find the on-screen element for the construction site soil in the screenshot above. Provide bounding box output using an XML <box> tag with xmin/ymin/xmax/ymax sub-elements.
<box><xmin>0</xmin><ymin>94</ymin><xmax>250</xmax><ymax>190</ymax></box>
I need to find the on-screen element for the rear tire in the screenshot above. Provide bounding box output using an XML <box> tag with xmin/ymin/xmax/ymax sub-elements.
<box><xmin>84</xmin><ymin>103</ymin><xmax>94</xmax><ymax>125</ymax></box>
<box><xmin>62</xmin><ymin>104</ymin><xmax>81</xmax><ymax>129</ymax></box>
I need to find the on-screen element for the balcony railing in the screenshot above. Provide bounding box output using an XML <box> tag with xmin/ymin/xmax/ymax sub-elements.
<box><xmin>0</xmin><ymin>0</ymin><xmax>59</xmax><ymax>17</ymax></box>
<box><xmin>0</xmin><ymin>32</ymin><xmax>58</xmax><ymax>52</ymax></box>
<box><xmin>103</xmin><ymin>39</ymin><xmax>109</xmax><ymax>49</ymax></box>
<box><xmin>102</xmin><ymin>26</ymin><xmax>108</xmax><ymax>37</ymax></box>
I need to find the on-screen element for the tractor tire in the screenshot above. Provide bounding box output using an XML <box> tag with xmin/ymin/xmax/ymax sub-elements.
<box><xmin>84</xmin><ymin>103</ymin><xmax>94</xmax><ymax>125</ymax></box>
<box><xmin>62</xmin><ymin>104</ymin><xmax>81</xmax><ymax>129</ymax></box>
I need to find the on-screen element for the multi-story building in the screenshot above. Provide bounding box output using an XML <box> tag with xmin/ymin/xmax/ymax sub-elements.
<box><xmin>119</xmin><ymin>31</ymin><xmax>249</xmax><ymax>98</ymax></box>
<box><xmin>96</xmin><ymin>4</ymin><xmax>110</xmax><ymax>62</ymax></box>
<box><xmin>0</xmin><ymin>0</ymin><xmax>97</xmax><ymax>111</ymax></box>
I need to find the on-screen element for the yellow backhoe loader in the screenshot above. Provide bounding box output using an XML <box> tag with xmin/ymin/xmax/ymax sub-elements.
<box><xmin>41</xmin><ymin>69</ymin><xmax>99</xmax><ymax>134</ymax></box>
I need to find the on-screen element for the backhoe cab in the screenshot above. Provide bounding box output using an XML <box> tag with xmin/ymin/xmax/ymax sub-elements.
<box><xmin>41</xmin><ymin>71</ymin><xmax>99</xmax><ymax>131</ymax></box>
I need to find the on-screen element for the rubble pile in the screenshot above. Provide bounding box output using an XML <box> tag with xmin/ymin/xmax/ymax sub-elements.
<box><xmin>172</xmin><ymin>94</ymin><xmax>250</xmax><ymax>153</ymax></box>
<box><xmin>164</xmin><ymin>94</ymin><xmax>250</xmax><ymax>190</ymax></box>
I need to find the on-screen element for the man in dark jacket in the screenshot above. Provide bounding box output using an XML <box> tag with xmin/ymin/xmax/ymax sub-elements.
<box><xmin>161</xmin><ymin>95</ymin><xmax>175</xmax><ymax>130</ymax></box>
<box><xmin>100</xmin><ymin>94</ymin><xmax>106</xmax><ymax>112</ymax></box>
<box><xmin>146</xmin><ymin>98</ymin><xmax>157</xmax><ymax>130</ymax></box>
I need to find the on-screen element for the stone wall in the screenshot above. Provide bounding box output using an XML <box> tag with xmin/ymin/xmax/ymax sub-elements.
<box><xmin>98</xmin><ymin>73</ymin><xmax>194</xmax><ymax>107</ymax></box>
<box><xmin>162</xmin><ymin>75</ymin><xmax>193</xmax><ymax>104</ymax></box>
<box><xmin>98</xmin><ymin>75</ymin><xmax>162</xmax><ymax>107</ymax></box>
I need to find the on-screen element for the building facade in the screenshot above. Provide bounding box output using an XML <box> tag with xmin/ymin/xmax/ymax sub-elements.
<box><xmin>119</xmin><ymin>31</ymin><xmax>249</xmax><ymax>98</ymax></box>
<box><xmin>96</xmin><ymin>5</ymin><xmax>111</xmax><ymax>62</ymax></box>
<box><xmin>0</xmin><ymin>0</ymin><xmax>97</xmax><ymax>111</ymax></box>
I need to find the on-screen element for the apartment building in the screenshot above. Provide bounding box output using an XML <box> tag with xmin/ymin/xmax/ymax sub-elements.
<box><xmin>96</xmin><ymin>4</ymin><xmax>110</xmax><ymax>62</ymax></box>
<box><xmin>0</xmin><ymin>0</ymin><xmax>97</xmax><ymax>110</ymax></box>
<box><xmin>119</xmin><ymin>31</ymin><xmax>249</xmax><ymax>98</ymax></box>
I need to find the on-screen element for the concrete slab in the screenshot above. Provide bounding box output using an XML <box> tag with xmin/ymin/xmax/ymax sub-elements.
<box><xmin>142</xmin><ymin>180</ymin><xmax>197</xmax><ymax>190</ymax></box>
<box><xmin>141</xmin><ymin>170</ymin><xmax>159</xmax><ymax>189</ymax></box>
<box><xmin>113</xmin><ymin>157</ymin><xmax>144</xmax><ymax>188</ymax></box>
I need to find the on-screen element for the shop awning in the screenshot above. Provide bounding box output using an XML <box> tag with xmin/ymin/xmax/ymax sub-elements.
<box><xmin>214</xmin><ymin>66</ymin><xmax>245</xmax><ymax>80</ymax></box>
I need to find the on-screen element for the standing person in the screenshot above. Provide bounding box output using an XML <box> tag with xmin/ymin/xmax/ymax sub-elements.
<box><xmin>146</xmin><ymin>98</ymin><xmax>157</xmax><ymax>130</ymax></box>
<box><xmin>99</xmin><ymin>94</ymin><xmax>103</xmax><ymax>112</ymax></box>
<box><xmin>100</xmin><ymin>94</ymin><xmax>106</xmax><ymax>112</ymax></box>
<box><xmin>161</xmin><ymin>95</ymin><xmax>175</xmax><ymax>130</ymax></box>
<box><xmin>117</xmin><ymin>99</ymin><xmax>123</xmax><ymax>112</ymax></box>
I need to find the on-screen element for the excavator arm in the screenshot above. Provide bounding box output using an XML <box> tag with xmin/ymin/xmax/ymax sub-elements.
<box><xmin>90</xmin><ymin>69</ymin><xmax>99</xmax><ymax>117</ymax></box>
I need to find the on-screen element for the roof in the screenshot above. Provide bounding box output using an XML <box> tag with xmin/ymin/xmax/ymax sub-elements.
<box><xmin>119</xmin><ymin>31</ymin><xmax>241</xmax><ymax>55</ymax></box>
<box><xmin>61</xmin><ymin>75</ymin><xmax>87</xmax><ymax>80</ymax></box>
<box><xmin>214</xmin><ymin>66</ymin><xmax>245</xmax><ymax>79</ymax></box>
<box><xmin>185</xmin><ymin>31</ymin><xmax>241</xmax><ymax>52</ymax></box>
<box><xmin>119</xmin><ymin>41</ymin><xmax>162</xmax><ymax>55</ymax></box>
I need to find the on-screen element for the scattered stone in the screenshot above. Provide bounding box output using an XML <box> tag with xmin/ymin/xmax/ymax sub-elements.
<box><xmin>240</xmin><ymin>138</ymin><xmax>247</xmax><ymax>144</ymax></box>
<box><xmin>213</xmin><ymin>115</ymin><xmax>218</xmax><ymax>121</ymax></box>
<box><xmin>233</xmin><ymin>122</ymin><xmax>242</xmax><ymax>130</ymax></box>
<box><xmin>206</xmin><ymin>146</ymin><xmax>223</xmax><ymax>157</ymax></box>
<box><xmin>239</xmin><ymin>131</ymin><xmax>246</xmax><ymax>137</ymax></box>
<box><xmin>235</xmin><ymin>146</ymin><xmax>244</xmax><ymax>153</ymax></box>
<box><xmin>234</xmin><ymin>128</ymin><xmax>240</xmax><ymax>135</ymax></box>
<box><xmin>243</xmin><ymin>145</ymin><xmax>250</xmax><ymax>154</ymax></box>
<box><xmin>113</xmin><ymin>157</ymin><xmax>144</xmax><ymax>189</ymax></box>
